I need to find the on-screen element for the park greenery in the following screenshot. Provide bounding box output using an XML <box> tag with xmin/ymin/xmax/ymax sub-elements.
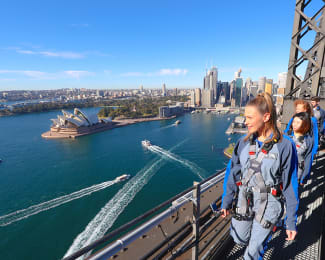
<box><xmin>0</xmin><ymin>96</ymin><xmax>188</xmax><ymax>117</ymax></box>
<box><xmin>98</xmin><ymin>96</ymin><xmax>188</xmax><ymax>119</ymax></box>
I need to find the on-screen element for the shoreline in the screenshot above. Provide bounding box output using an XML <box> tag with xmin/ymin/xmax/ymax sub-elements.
<box><xmin>41</xmin><ymin>115</ymin><xmax>177</xmax><ymax>139</ymax></box>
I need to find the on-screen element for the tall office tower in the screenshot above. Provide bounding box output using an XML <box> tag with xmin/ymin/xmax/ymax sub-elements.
<box><xmin>190</xmin><ymin>90</ymin><xmax>196</xmax><ymax>107</ymax></box>
<box><xmin>140</xmin><ymin>85</ymin><xmax>144</xmax><ymax>91</ymax></box>
<box><xmin>277</xmin><ymin>72</ymin><xmax>287</xmax><ymax>105</ymax></box>
<box><xmin>203</xmin><ymin>67</ymin><xmax>218</xmax><ymax>103</ymax></box>
<box><xmin>162</xmin><ymin>83</ymin><xmax>167</xmax><ymax>96</ymax></box>
<box><xmin>195</xmin><ymin>88</ymin><xmax>201</xmax><ymax>106</ymax></box>
<box><xmin>265</xmin><ymin>79</ymin><xmax>273</xmax><ymax>95</ymax></box>
<box><xmin>201</xmin><ymin>88</ymin><xmax>214</xmax><ymax>108</ymax></box>
<box><xmin>258</xmin><ymin>77</ymin><xmax>266</xmax><ymax>93</ymax></box>
<box><xmin>235</xmin><ymin>77</ymin><xmax>243</xmax><ymax>107</ymax></box>
<box><xmin>204</xmin><ymin>72</ymin><xmax>210</xmax><ymax>90</ymax></box>
<box><xmin>234</xmin><ymin>68</ymin><xmax>242</xmax><ymax>79</ymax></box>
<box><xmin>245</xmin><ymin>77</ymin><xmax>252</xmax><ymax>94</ymax></box>
<box><xmin>230</xmin><ymin>80</ymin><xmax>235</xmax><ymax>101</ymax></box>
<box><xmin>174</xmin><ymin>88</ymin><xmax>178</xmax><ymax>96</ymax></box>
<box><xmin>210</xmin><ymin>67</ymin><xmax>218</xmax><ymax>101</ymax></box>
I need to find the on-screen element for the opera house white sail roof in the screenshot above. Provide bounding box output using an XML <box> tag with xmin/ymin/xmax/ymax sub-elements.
<box><xmin>51</xmin><ymin>108</ymin><xmax>111</xmax><ymax>128</ymax></box>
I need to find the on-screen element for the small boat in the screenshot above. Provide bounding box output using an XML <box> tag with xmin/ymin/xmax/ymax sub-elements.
<box><xmin>175</xmin><ymin>120</ymin><xmax>181</xmax><ymax>125</ymax></box>
<box><xmin>191</xmin><ymin>111</ymin><xmax>195</xmax><ymax>114</ymax></box>
<box><xmin>141</xmin><ymin>140</ymin><xmax>152</xmax><ymax>147</ymax></box>
<box><xmin>115</xmin><ymin>174</ymin><xmax>131</xmax><ymax>182</ymax></box>
<box><xmin>227</xmin><ymin>117</ymin><xmax>230</xmax><ymax>120</ymax></box>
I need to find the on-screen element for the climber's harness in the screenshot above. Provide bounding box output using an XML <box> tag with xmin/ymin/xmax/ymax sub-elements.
<box><xmin>234</xmin><ymin>135</ymin><xmax>283</xmax><ymax>229</ymax></box>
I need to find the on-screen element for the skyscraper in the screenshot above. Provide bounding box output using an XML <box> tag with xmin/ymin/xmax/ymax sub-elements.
<box><xmin>203</xmin><ymin>66</ymin><xmax>218</xmax><ymax>103</ymax></box>
<box><xmin>235</xmin><ymin>78</ymin><xmax>243</xmax><ymax>107</ymax></box>
<box><xmin>195</xmin><ymin>88</ymin><xmax>201</xmax><ymax>106</ymax></box>
<box><xmin>258</xmin><ymin>77</ymin><xmax>266</xmax><ymax>93</ymax></box>
<box><xmin>190</xmin><ymin>90</ymin><xmax>195</xmax><ymax>107</ymax></box>
<box><xmin>162</xmin><ymin>83</ymin><xmax>167</xmax><ymax>96</ymax></box>
<box><xmin>265</xmin><ymin>79</ymin><xmax>273</xmax><ymax>95</ymax></box>
<box><xmin>201</xmin><ymin>88</ymin><xmax>214</xmax><ymax>108</ymax></box>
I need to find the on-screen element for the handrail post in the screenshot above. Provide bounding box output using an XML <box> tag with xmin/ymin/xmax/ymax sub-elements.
<box><xmin>192</xmin><ymin>181</ymin><xmax>201</xmax><ymax>260</ymax></box>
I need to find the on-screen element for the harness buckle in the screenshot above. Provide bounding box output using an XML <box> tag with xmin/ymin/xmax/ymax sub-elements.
<box><xmin>262</xmin><ymin>220</ymin><xmax>273</xmax><ymax>229</ymax></box>
<box><xmin>261</xmin><ymin>149</ymin><xmax>268</xmax><ymax>154</ymax></box>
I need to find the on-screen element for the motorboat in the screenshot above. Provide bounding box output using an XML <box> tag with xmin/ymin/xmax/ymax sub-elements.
<box><xmin>115</xmin><ymin>174</ymin><xmax>131</xmax><ymax>182</ymax></box>
<box><xmin>175</xmin><ymin>120</ymin><xmax>181</xmax><ymax>125</ymax></box>
<box><xmin>191</xmin><ymin>111</ymin><xmax>196</xmax><ymax>114</ymax></box>
<box><xmin>141</xmin><ymin>140</ymin><xmax>152</xmax><ymax>147</ymax></box>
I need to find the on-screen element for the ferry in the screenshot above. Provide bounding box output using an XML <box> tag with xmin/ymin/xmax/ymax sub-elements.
<box><xmin>175</xmin><ymin>120</ymin><xmax>181</xmax><ymax>125</ymax></box>
<box><xmin>141</xmin><ymin>140</ymin><xmax>152</xmax><ymax>147</ymax></box>
<box><xmin>115</xmin><ymin>174</ymin><xmax>131</xmax><ymax>182</ymax></box>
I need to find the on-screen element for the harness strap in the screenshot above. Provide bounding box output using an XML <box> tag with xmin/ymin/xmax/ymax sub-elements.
<box><xmin>236</xmin><ymin>137</ymin><xmax>279</xmax><ymax>226</ymax></box>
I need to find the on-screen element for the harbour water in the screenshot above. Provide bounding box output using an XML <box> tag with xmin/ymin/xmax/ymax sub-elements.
<box><xmin>0</xmin><ymin>108</ymin><xmax>240</xmax><ymax>259</ymax></box>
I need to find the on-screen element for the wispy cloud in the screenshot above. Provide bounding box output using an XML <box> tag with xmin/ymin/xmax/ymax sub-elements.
<box><xmin>15</xmin><ymin>49</ymin><xmax>84</xmax><ymax>59</ymax></box>
<box><xmin>121</xmin><ymin>68</ymin><xmax>188</xmax><ymax>77</ymax></box>
<box><xmin>158</xmin><ymin>69</ymin><xmax>188</xmax><ymax>76</ymax></box>
<box><xmin>63</xmin><ymin>70</ymin><xmax>94</xmax><ymax>79</ymax></box>
<box><xmin>0</xmin><ymin>70</ymin><xmax>94</xmax><ymax>80</ymax></box>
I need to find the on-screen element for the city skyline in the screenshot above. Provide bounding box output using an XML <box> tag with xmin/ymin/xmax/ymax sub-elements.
<box><xmin>0</xmin><ymin>0</ymin><xmax>313</xmax><ymax>90</ymax></box>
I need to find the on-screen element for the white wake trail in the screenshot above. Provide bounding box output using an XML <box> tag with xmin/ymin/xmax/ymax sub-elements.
<box><xmin>148</xmin><ymin>145</ymin><xmax>206</xmax><ymax>180</ymax></box>
<box><xmin>0</xmin><ymin>179</ymin><xmax>118</xmax><ymax>227</ymax></box>
<box><xmin>63</xmin><ymin>140</ymin><xmax>187</xmax><ymax>259</ymax></box>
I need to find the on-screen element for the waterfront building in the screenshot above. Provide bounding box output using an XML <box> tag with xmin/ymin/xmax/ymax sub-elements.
<box><xmin>190</xmin><ymin>90</ymin><xmax>196</xmax><ymax>107</ymax></box>
<box><xmin>195</xmin><ymin>88</ymin><xmax>201</xmax><ymax>107</ymax></box>
<box><xmin>159</xmin><ymin>105</ymin><xmax>183</xmax><ymax>118</ymax></box>
<box><xmin>201</xmin><ymin>88</ymin><xmax>214</xmax><ymax>108</ymax></box>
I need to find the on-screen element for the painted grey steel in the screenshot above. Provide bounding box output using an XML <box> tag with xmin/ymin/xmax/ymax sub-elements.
<box><xmin>87</xmin><ymin>172</ymin><xmax>225</xmax><ymax>260</ymax></box>
<box><xmin>192</xmin><ymin>182</ymin><xmax>201</xmax><ymax>260</ymax></box>
<box><xmin>284</xmin><ymin>0</ymin><xmax>325</xmax><ymax>100</ymax></box>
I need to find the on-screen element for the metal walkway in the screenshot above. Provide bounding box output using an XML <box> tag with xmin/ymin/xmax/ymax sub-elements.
<box><xmin>63</xmin><ymin>152</ymin><xmax>325</xmax><ymax>260</ymax></box>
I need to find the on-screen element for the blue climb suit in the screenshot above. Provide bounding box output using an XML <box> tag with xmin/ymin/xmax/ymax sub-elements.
<box><xmin>221</xmin><ymin>135</ymin><xmax>299</xmax><ymax>260</ymax></box>
<box><xmin>284</xmin><ymin>116</ymin><xmax>318</xmax><ymax>158</ymax></box>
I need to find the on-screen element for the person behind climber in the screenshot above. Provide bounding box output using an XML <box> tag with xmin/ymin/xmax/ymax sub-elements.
<box><xmin>284</xmin><ymin>99</ymin><xmax>318</xmax><ymax>159</ymax></box>
<box><xmin>311</xmin><ymin>96</ymin><xmax>325</xmax><ymax>141</ymax></box>
<box><xmin>287</xmin><ymin>112</ymin><xmax>313</xmax><ymax>186</ymax></box>
<box><xmin>221</xmin><ymin>92</ymin><xmax>299</xmax><ymax>260</ymax></box>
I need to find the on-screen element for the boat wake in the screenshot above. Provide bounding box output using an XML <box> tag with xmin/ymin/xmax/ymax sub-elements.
<box><xmin>0</xmin><ymin>179</ymin><xmax>120</xmax><ymax>227</ymax></box>
<box><xmin>148</xmin><ymin>145</ymin><xmax>206</xmax><ymax>180</ymax></box>
<box><xmin>63</xmin><ymin>139</ymin><xmax>187</xmax><ymax>259</ymax></box>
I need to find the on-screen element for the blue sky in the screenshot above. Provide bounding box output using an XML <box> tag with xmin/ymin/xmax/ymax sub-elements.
<box><xmin>0</xmin><ymin>0</ymin><xmax>309</xmax><ymax>90</ymax></box>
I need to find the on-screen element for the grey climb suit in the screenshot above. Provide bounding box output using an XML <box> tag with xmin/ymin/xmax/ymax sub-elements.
<box><xmin>221</xmin><ymin>135</ymin><xmax>299</xmax><ymax>260</ymax></box>
<box><xmin>290</xmin><ymin>134</ymin><xmax>313</xmax><ymax>184</ymax></box>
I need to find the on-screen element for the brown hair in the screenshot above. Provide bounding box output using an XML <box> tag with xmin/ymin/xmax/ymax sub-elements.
<box><xmin>311</xmin><ymin>96</ymin><xmax>320</xmax><ymax>102</ymax></box>
<box><xmin>294</xmin><ymin>99</ymin><xmax>313</xmax><ymax>117</ymax></box>
<box><xmin>244</xmin><ymin>92</ymin><xmax>282</xmax><ymax>143</ymax></box>
<box><xmin>290</xmin><ymin>112</ymin><xmax>311</xmax><ymax>135</ymax></box>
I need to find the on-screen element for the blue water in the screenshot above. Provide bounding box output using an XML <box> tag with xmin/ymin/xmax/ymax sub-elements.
<box><xmin>0</xmin><ymin>109</ymin><xmax>240</xmax><ymax>259</ymax></box>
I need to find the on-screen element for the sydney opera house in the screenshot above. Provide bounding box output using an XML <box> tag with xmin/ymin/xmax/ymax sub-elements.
<box><xmin>42</xmin><ymin>108</ymin><xmax>113</xmax><ymax>139</ymax></box>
